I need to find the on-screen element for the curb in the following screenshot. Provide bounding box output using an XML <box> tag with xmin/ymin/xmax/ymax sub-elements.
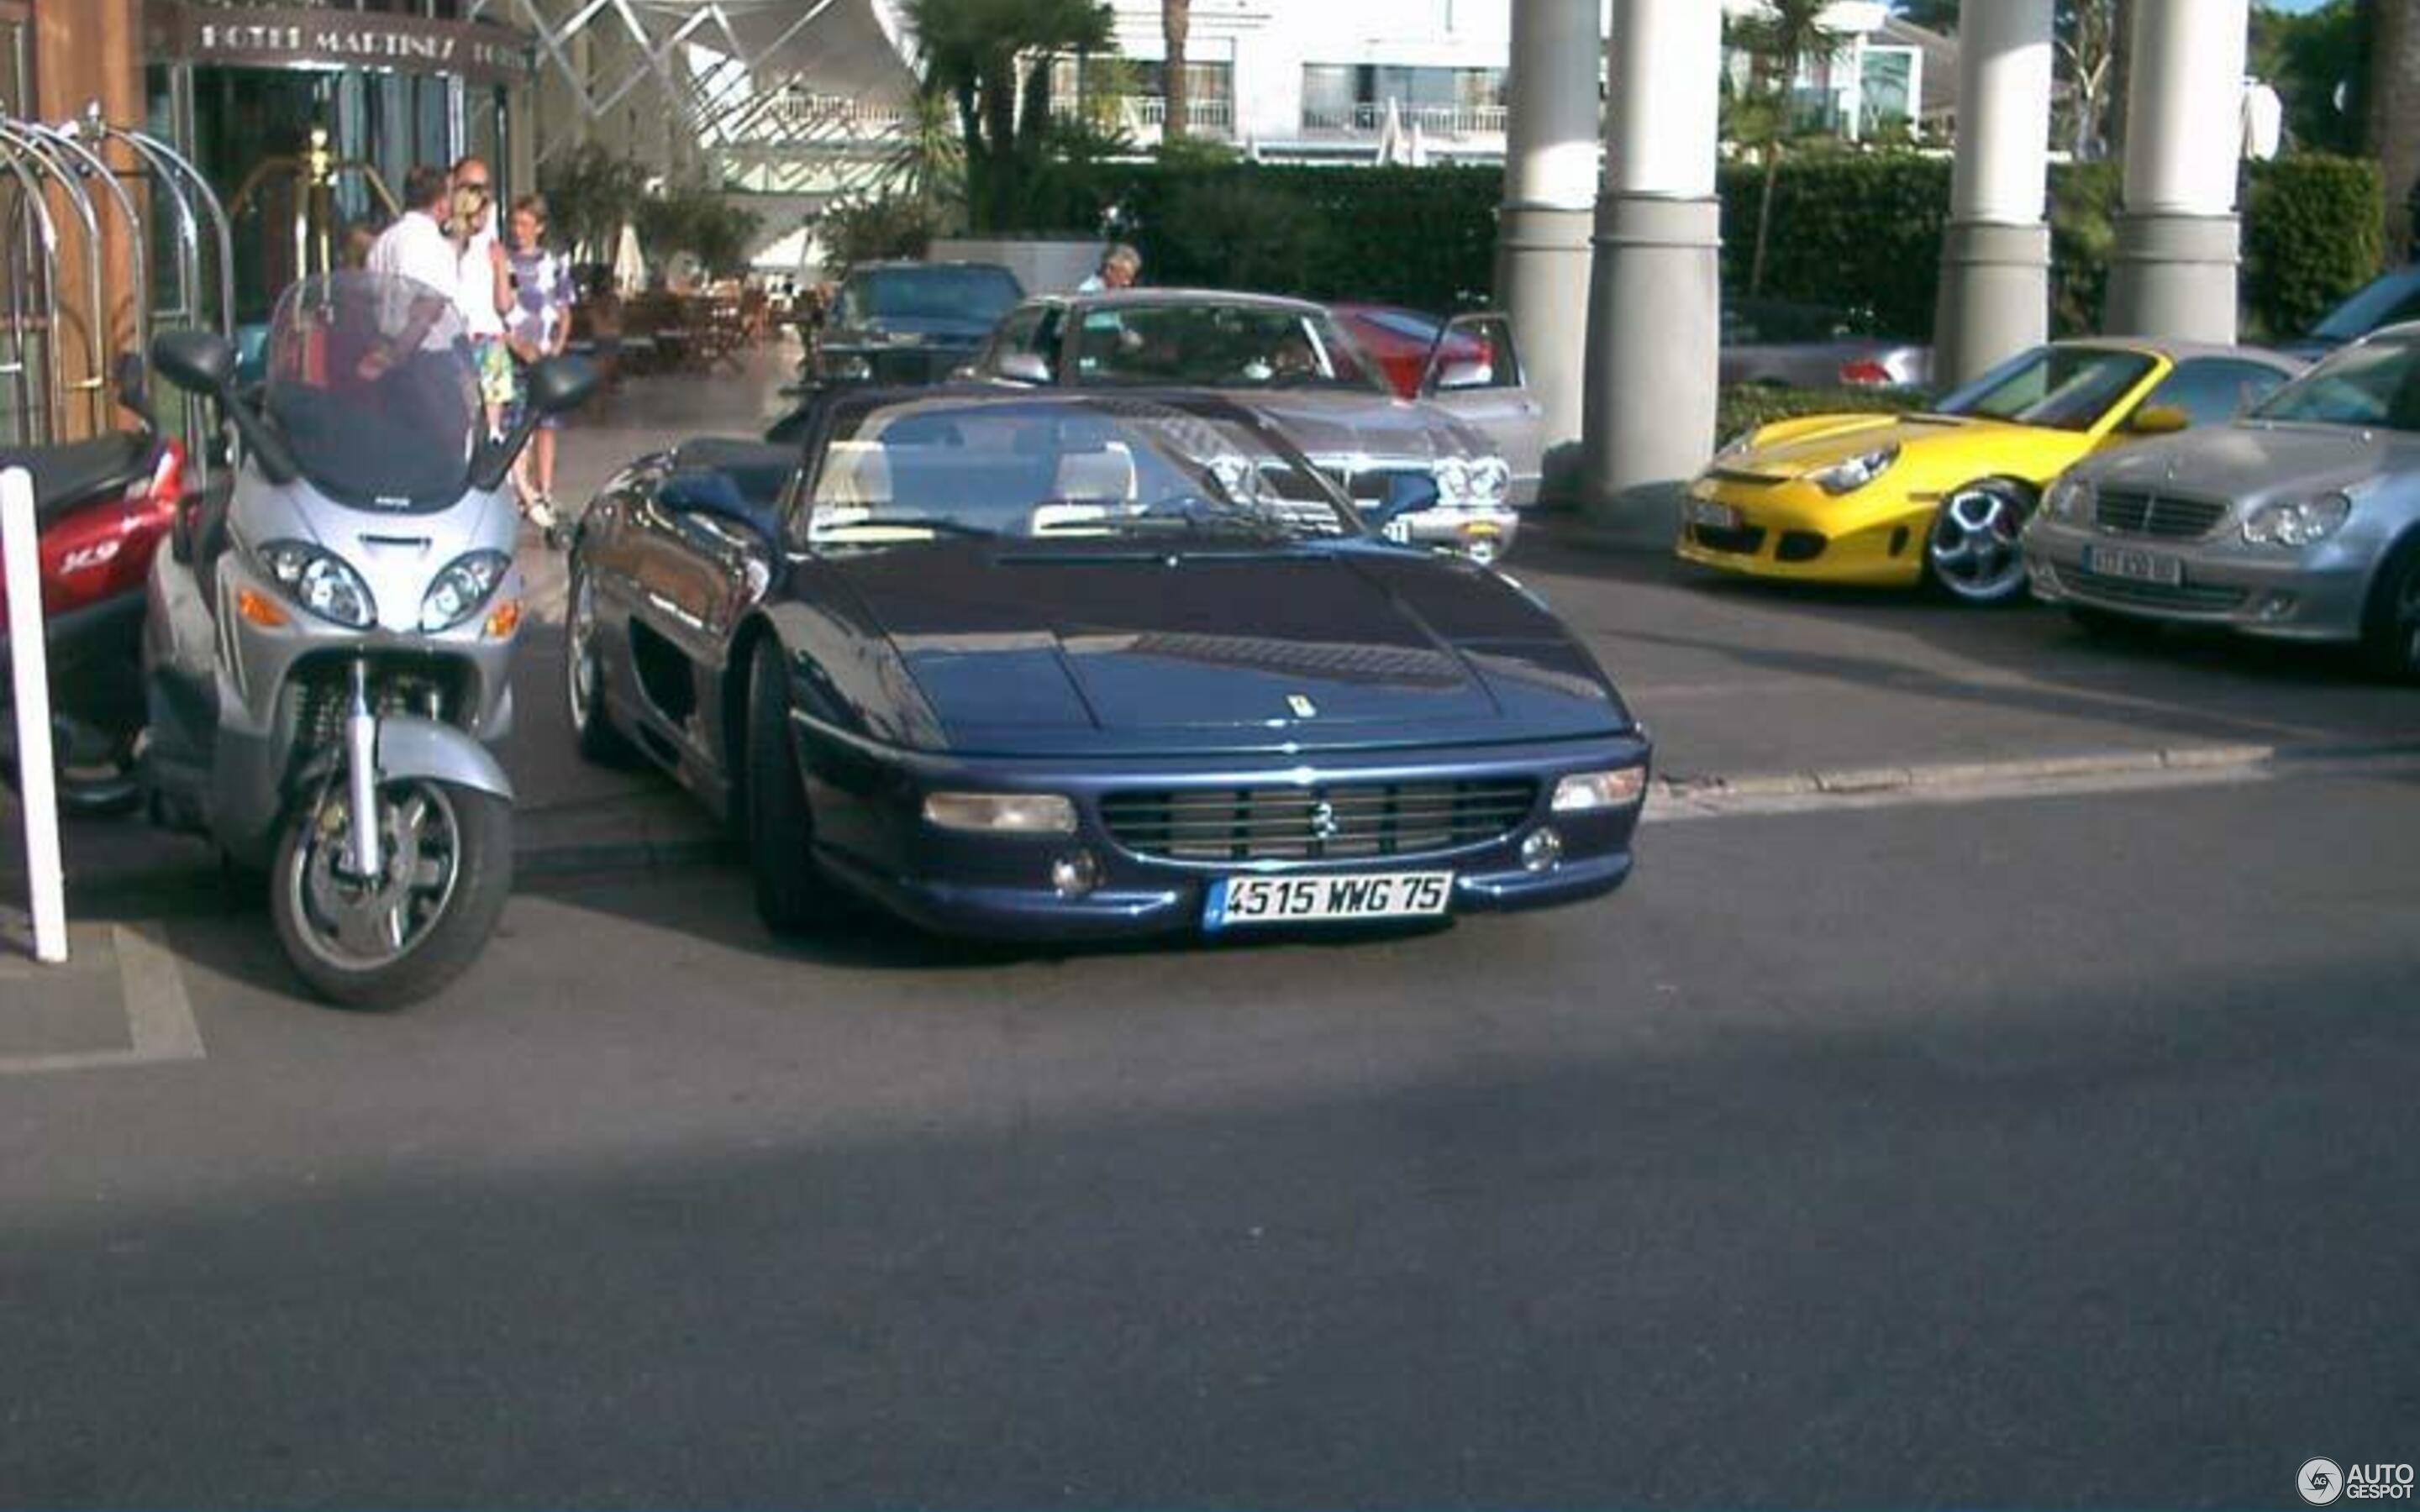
<box><xmin>1647</xmin><ymin>738</ymin><xmax>2420</xmax><ymax>817</ymax></box>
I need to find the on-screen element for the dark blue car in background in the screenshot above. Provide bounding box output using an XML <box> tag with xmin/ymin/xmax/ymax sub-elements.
<box><xmin>564</xmin><ymin>389</ymin><xmax>1650</xmax><ymax>942</ymax></box>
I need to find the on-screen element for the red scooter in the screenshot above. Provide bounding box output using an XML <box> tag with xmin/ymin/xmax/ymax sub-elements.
<box><xmin>0</xmin><ymin>359</ymin><xmax>186</xmax><ymax>816</ymax></box>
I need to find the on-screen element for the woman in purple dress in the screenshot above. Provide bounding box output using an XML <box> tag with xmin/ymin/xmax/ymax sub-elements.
<box><xmin>504</xmin><ymin>195</ymin><xmax>577</xmax><ymax>536</ymax></box>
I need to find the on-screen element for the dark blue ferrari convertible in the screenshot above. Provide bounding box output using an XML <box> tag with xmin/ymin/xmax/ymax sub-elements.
<box><xmin>563</xmin><ymin>389</ymin><xmax>1651</xmax><ymax>941</ymax></box>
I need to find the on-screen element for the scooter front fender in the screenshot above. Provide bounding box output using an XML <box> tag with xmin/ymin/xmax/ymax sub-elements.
<box><xmin>376</xmin><ymin>716</ymin><xmax>514</xmax><ymax>802</ymax></box>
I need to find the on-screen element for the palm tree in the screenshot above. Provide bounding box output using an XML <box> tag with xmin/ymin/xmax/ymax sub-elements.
<box><xmin>1163</xmin><ymin>0</ymin><xmax>1192</xmax><ymax>142</ymax></box>
<box><xmin>897</xmin><ymin>0</ymin><xmax>1117</xmax><ymax>229</ymax></box>
<box><xmin>1730</xmin><ymin>0</ymin><xmax>1843</xmax><ymax>296</ymax></box>
<box><xmin>2369</xmin><ymin>0</ymin><xmax>2420</xmax><ymax>257</ymax></box>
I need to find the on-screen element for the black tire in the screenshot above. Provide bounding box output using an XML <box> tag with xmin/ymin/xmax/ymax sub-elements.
<box><xmin>745</xmin><ymin>638</ymin><xmax>840</xmax><ymax>936</ymax></box>
<box><xmin>0</xmin><ymin>721</ymin><xmax>143</xmax><ymax>819</ymax></box>
<box><xmin>2068</xmin><ymin>604</ymin><xmax>2164</xmax><ymax>646</ymax></box>
<box><xmin>2358</xmin><ymin>533</ymin><xmax>2420</xmax><ymax>682</ymax></box>
<box><xmin>565</xmin><ymin>560</ymin><xmax>642</xmax><ymax>768</ymax></box>
<box><xmin>270</xmin><ymin>779</ymin><xmax>514</xmax><ymax>1011</ymax></box>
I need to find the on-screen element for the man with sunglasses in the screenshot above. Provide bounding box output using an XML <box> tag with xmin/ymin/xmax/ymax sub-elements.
<box><xmin>449</xmin><ymin>157</ymin><xmax>517</xmax><ymax>451</ymax></box>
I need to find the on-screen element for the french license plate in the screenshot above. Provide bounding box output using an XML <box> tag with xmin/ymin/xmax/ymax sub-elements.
<box><xmin>1204</xmin><ymin>872</ymin><xmax>1454</xmax><ymax>931</ymax></box>
<box><xmin>2084</xmin><ymin>543</ymin><xmax>2184</xmax><ymax>586</ymax></box>
<box><xmin>1684</xmin><ymin>498</ymin><xmax>1741</xmax><ymax>530</ymax></box>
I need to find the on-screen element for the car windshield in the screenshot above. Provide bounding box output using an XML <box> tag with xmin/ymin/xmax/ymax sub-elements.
<box><xmin>263</xmin><ymin>269</ymin><xmax>476</xmax><ymax>506</ymax></box>
<box><xmin>2249</xmin><ymin>337</ymin><xmax>2420</xmax><ymax>430</ymax></box>
<box><xmin>804</xmin><ymin>396</ymin><xmax>1360</xmax><ymax>549</ymax></box>
<box><xmin>839</xmin><ymin>265</ymin><xmax>1022</xmax><ymax>326</ymax></box>
<box><xmin>2307</xmin><ymin>266</ymin><xmax>2420</xmax><ymax>343</ymax></box>
<box><xmin>1928</xmin><ymin>345</ymin><xmax>2157</xmax><ymax>431</ymax></box>
<box><xmin>1066</xmin><ymin>302</ymin><xmax>1392</xmax><ymax>392</ymax></box>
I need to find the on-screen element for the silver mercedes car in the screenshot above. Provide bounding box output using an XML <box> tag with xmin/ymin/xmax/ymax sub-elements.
<box><xmin>2022</xmin><ymin>325</ymin><xmax>2420</xmax><ymax>680</ymax></box>
<box><xmin>965</xmin><ymin>289</ymin><xmax>1525</xmax><ymax>562</ymax></box>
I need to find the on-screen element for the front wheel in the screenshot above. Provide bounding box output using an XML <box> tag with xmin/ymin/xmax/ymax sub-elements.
<box><xmin>1926</xmin><ymin>480</ymin><xmax>2035</xmax><ymax>605</ymax></box>
<box><xmin>271</xmin><ymin>776</ymin><xmax>513</xmax><ymax>1010</ymax></box>
<box><xmin>2359</xmin><ymin>534</ymin><xmax>2420</xmax><ymax>682</ymax></box>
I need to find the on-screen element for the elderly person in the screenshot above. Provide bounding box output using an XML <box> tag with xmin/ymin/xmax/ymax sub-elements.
<box><xmin>1080</xmin><ymin>242</ymin><xmax>1141</xmax><ymax>292</ymax></box>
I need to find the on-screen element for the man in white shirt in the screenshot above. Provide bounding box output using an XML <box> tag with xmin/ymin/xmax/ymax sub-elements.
<box><xmin>357</xmin><ymin>164</ymin><xmax>476</xmax><ymax>454</ymax></box>
<box><xmin>363</xmin><ymin>165</ymin><xmax>460</xmax><ymax>358</ymax></box>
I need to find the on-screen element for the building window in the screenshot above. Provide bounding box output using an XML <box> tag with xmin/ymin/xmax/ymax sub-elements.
<box><xmin>1301</xmin><ymin>65</ymin><xmax>1506</xmax><ymax>134</ymax></box>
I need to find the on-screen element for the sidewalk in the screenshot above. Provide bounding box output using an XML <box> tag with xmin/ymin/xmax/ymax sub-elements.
<box><xmin>8</xmin><ymin>348</ymin><xmax>2417</xmax><ymax>916</ymax></box>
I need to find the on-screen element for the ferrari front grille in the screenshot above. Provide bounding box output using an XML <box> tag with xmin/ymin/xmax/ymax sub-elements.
<box><xmin>1100</xmin><ymin>778</ymin><xmax>1539</xmax><ymax>863</ymax></box>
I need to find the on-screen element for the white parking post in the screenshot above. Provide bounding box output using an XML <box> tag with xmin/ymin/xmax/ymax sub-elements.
<box><xmin>2</xmin><ymin>465</ymin><xmax>67</xmax><ymax>963</ymax></box>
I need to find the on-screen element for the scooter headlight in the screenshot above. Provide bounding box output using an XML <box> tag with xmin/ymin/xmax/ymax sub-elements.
<box><xmin>254</xmin><ymin>539</ymin><xmax>376</xmax><ymax>628</ymax></box>
<box><xmin>420</xmin><ymin>550</ymin><xmax>514</xmax><ymax>632</ymax></box>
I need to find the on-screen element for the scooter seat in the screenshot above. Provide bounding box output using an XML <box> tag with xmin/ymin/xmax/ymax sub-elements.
<box><xmin>0</xmin><ymin>433</ymin><xmax>160</xmax><ymax>529</ymax></box>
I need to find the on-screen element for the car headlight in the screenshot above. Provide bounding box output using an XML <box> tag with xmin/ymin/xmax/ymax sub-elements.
<box><xmin>1470</xmin><ymin>455</ymin><xmax>1511</xmax><ymax>501</ymax></box>
<box><xmin>922</xmin><ymin>791</ymin><xmax>1079</xmax><ymax>835</ymax></box>
<box><xmin>419</xmin><ymin>550</ymin><xmax>514</xmax><ymax>633</ymax></box>
<box><xmin>1810</xmin><ymin>444</ymin><xmax>1901</xmax><ymax>496</ymax></box>
<box><xmin>1432</xmin><ymin>456</ymin><xmax>1473</xmax><ymax>504</ymax></box>
<box><xmin>2043</xmin><ymin>474</ymin><xmax>2095</xmax><ymax>524</ymax></box>
<box><xmin>1551</xmin><ymin>768</ymin><xmax>1649</xmax><ymax>813</ymax></box>
<box><xmin>2242</xmin><ymin>493</ymin><xmax>2351</xmax><ymax>548</ymax></box>
<box><xmin>822</xmin><ymin>353</ymin><xmax>872</xmax><ymax>381</ymax></box>
<box><xmin>253</xmin><ymin>539</ymin><xmax>376</xmax><ymax>628</ymax></box>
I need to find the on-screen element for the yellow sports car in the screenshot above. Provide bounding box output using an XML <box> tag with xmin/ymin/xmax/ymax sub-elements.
<box><xmin>1677</xmin><ymin>339</ymin><xmax>2304</xmax><ymax>603</ymax></box>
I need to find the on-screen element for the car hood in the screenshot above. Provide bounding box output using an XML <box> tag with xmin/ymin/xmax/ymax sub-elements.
<box><xmin>2079</xmin><ymin>419</ymin><xmax>2416</xmax><ymax>501</ymax></box>
<box><xmin>1728</xmin><ymin>412</ymin><xmax>2040</xmax><ymax>480</ymax></box>
<box><xmin>821</xmin><ymin>545</ymin><xmax>1628</xmax><ymax>754</ymax></box>
<box><xmin>1229</xmin><ymin>391</ymin><xmax>1496</xmax><ymax>463</ymax></box>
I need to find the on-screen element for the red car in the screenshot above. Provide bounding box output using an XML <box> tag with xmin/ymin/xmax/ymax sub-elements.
<box><xmin>1330</xmin><ymin>303</ymin><xmax>1492</xmax><ymax>399</ymax></box>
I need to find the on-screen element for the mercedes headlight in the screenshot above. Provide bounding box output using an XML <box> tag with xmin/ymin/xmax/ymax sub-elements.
<box><xmin>1470</xmin><ymin>455</ymin><xmax>1511</xmax><ymax>501</ymax></box>
<box><xmin>419</xmin><ymin>550</ymin><xmax>513</xmax><ymax>633</ymax></box>
<box><xmin>2043</xmin><ymin>474</ymin><xmax>2096</xmax><ymax>524</ymax></box>
<box><xmin>253</xmin><ymin>539</ymin><xmax>376</xmax><ymax>628</ymax></box>
<box><xmin>1810</xmin><ymin>444</ymin><xmax>1901</xmax><ymax>496</ymax></box>
<box><xmin>1432</xmin><ymin>456</ymin><xmax>1473</xmax><ymax>504</ymax></box>
<box><xmin>2242</xmin><ymin>493</ymin><xmax>2351</xmax><ymax>548</ymax></box>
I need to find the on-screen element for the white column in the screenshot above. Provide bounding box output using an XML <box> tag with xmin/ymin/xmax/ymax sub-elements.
<box><xmin>1495</xmin><ymin>0</ymin><xmax>1602</xmax><ymax>503</ymax></box>
<box><xmin>2106</xmin><ymin>0</ymin><xmax>2249</xmax><ymax>341</ymax></box>
<box><xmin>1580</xmin><ymin>0</ymin><xmax>1721</xmax><ymax>536</ymax></box>
<box><xmin>1933</xmin><ymin>0</ymin><xmax>2054</xmax><ymax>386</ymax></box>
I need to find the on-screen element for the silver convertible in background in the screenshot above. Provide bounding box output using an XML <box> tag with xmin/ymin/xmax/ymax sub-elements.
<box><xmin>2023</xmin><ymin>323</ymin><xmax>2420</xmax><ymax>680</ymax></box>
<box><xmin>960</xmin><ymin>289</ymin><xmax>1539</xmax><ymax>564</ymax></box>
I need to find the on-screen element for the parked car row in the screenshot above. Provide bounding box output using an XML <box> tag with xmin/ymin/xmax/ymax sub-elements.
<box><xmin>1681</xmin><ymin>318</ymin><xmax>2420</xmax><ymax>683</ymax></box>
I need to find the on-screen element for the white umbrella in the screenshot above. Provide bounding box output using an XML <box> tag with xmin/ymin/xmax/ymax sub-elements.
<box><xmin>612</xmin><ymin>222</ymin><xmax>645</xmax><ymax>295</ymax></box>
<box><xmin>1407</xmin><ymin>116</ymin><xmax>1429</xmax><ymax>168</ymax></box>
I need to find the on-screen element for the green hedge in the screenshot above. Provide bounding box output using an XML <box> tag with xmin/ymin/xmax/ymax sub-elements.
<box><xmin>1084</xmin><ymin>153</ymin><xmax>2382</xmax><ymax>344</ymax></box>
<box><xmin>1717</xmin><ymin>383</ymin><xmax>1923</xmax><ymax>442</ymax></box>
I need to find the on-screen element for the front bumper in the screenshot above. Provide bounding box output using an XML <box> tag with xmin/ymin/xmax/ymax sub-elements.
<box><xmin>1673</xmin><ymin>473</ymin><xmax>1931</xmax><ymax>588</ymax></box>
<box><xmin>2022</xmin><ymin>517</ymin><xmax>2374</xmax><ymax>642</ymax></box>
<box><xmin>1395</xmin><ymin>504</ymin><xmax>1523</xmax><ymax>559</ymax></box>
<box><xmin>792</xmin><ymin>720</ymin><xmax>1650</xmax><ymax>942</ymax></box>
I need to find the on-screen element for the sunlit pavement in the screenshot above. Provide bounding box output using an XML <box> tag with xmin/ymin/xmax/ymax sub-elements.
<box><xmin>3</xmin><ymin>339</ymin><xmax>2417</xmax><ymax>1504</ymax></box>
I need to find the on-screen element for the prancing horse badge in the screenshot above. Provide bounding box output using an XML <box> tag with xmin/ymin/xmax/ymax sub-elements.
<box><xmin>1287</xmin><ymin>694</ymin><xmax>1318</xmax><ymax>718</ymax></box>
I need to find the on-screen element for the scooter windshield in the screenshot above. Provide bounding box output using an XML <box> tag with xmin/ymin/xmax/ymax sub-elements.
<box><xmin>264</xmin><ymin>270</ymin><xmax>479</xmax><ymax>509</ymax></box>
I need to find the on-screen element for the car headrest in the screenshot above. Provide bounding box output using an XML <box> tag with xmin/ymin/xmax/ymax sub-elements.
<box><xmin>1051</xmin><ymin>443</ymin><xmax>1135</xmax><ymax>503</ymax></box>
<box><xmin>818</xmin><ymin>439</ymin><xmax>892</xmax><ymax>507</ymax></box>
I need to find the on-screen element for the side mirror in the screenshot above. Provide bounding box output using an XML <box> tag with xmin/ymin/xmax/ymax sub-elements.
<box><xmin>149</xmin><ymin>328</ymin><xmax>297</xmax><ymax>485</ymax></box>
<box><xmin>1361</xmin><ymin>470</ymin><xmax>1440</xmax><ymax>540</ymax></box>
<box><xmin>151</xmin><ymin>328</ymin><xmax>235</xmax><ymax>396</ymax></box>
<box><xmin>1428</xmin><ymin>360</ymin><xmax>1493</xmax><ymax>393</ymax></box>
<box><xmin>2128</xmin><ymin>403</ymin><xmax>2191</xmax><ymax>436</ymax></box>
<box><xmin>996</xmin><ymin>351</ymin><xmax>1053</xmax><ymax>385</ymax></box>
<box><xmin>526</xmin><ymin>354</ymin><xmax>600</xmax><ymax>415</ymax></box>
<box><xmin>113</xmin><ymin>352</ymin><xmax>160</xmax><ymax>435</ymax></box>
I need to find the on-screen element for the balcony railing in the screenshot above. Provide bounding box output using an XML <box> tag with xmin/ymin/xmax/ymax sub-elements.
<box><xmin>1050</xmin><ymin>94</ymin><xmax>1235</xmax><ymax>136</ymax></box>
<box><xmin>1299</xmin><ymin>102</ymin><xmax>1509</xmax><ymax>139</ymax></box>
<box><xmin>765</xmin><ymin>92</ymin><xmax>918</xmax><ymax>138</ymax></box>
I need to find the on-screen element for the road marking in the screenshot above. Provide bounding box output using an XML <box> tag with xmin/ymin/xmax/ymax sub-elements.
<box><xmin>0</xmin><ymin>923</ymin><xmax>206</xmax><ymax>1076</ymax></box>
<box><xmin>1647</xmin><ymin>744</ymin><xmax>2420</xmax><ymax>822</ymax></box>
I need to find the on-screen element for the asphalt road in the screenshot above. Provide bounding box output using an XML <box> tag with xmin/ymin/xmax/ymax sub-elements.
<box><xmin>6</xmin><ymin>771</ymin><xmax>2416</xmax><ymax>1506</ymax></box>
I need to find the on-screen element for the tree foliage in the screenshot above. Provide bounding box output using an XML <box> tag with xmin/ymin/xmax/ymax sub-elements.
<box><xmin>897</xmin><ymin>0</ymin><xmax>1120</xmax><ymax>232</ymax></box>
<box><xmin>536</xmin><ymin>142</ymin><xmax>650</xmax><ymax>261</ymax></box>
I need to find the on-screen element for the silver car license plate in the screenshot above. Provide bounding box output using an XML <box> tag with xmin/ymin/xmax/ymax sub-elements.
<box><xmin>2084</xmin><ymin>543</ymin><xmax>2184</xmax><ymax>586</ymax></box>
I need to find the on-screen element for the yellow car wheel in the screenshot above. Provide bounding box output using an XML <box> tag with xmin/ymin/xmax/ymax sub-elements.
<box><xmin>1925</xmin><ymin>479</ymin><xmax>2037</xmax><ymax>606</ymax></box>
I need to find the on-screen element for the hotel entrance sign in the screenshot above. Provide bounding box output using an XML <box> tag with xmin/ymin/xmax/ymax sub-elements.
<box><xmin>155</xmin><ymin>3</ymin><xmax>534</xmax><ymax>86</ymax></box>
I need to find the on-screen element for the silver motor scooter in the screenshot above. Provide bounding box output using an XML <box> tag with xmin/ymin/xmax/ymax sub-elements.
<box><xmin>145</xmin><ymin>270</ymin><xmax>594</xmax><ymax>1008</ymax></box>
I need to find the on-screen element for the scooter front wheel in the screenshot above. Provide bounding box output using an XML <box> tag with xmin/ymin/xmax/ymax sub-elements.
<box><xmin>271</xmin><ymin>776</ymin><xmax>513</xmax><ymax>1010</ymax></box>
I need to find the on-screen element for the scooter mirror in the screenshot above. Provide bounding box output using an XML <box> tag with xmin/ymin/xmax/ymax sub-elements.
<box><xmin>113</xmin><ymin>353</ymin><xmax>160</xmax><ymax>435</ymax></box>
<box><xmin>528</xmin><ymin>355</ymin><xmax>600</xmax><ymax>416</ymax></box>
<box><xmin>151</xmin><ymin>328</ymin><xmax>236</xmax><ymax>397</ymax></box>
